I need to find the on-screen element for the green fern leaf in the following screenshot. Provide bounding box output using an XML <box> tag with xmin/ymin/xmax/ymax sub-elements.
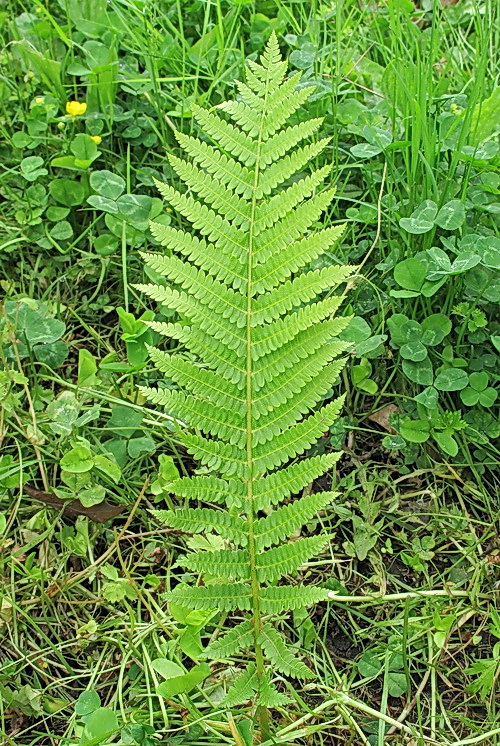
<box><xmin>259</xmin><ymin>624</ymin><xmax>314</xmax><ymax>679</ymax></box>
<box><xmin>165</xmin><ymin>583</ymin><xmax>252</xmax><ymax>612</ymax></box>
<box><xmin>205</xmin><ymin>619</ymin><xmax>254</xmax><ymax>659</ymax></box>
<box><xmin>257</xmin><ymin>679</ymin><xmax>291</xmax><ymax>707</ymax></box>
<box><xmin>179</xmin><ymin>548</ymin><xmax>250</xmax><ymax>580</ymax></box>
<box><xmin>152</xmin><ymin>508</ymin><xmax>247</xmax><ymax>545</ymax></box>
<box><xmin>149</xmin><ymin>222</ymin><xmax>247</xmax><ymax>289</ymax></box>
<box><xmin>255</xmin><ymin>492</ymin><xmax>338</xmax><ymax>550</ymax></box>
<box><xmin>221</xmin><ymin>663</ymin><xmax>258</xmax><ymax>707</ymax></box>
<box><xmin>143</xmin><ymin>348</ymin><xmax>245</xmax><ymax>415</ymax></box>
<box><xmin>253</xmin><ymin>453</ymin><xmax>341</xmax><ymax>510</ymax></box>
<box><xmin>260</xmin><ymin>585</ymin><xmax>329</xmax><ymax>612</ymax></box>
<box><xmin>169</xmin><ymin>475</ymin><xmax>245</xmax><ymax>507</ymax></box>
<box><xmin>139</xmin><ymin>33</ymin><xmax>356</xmax><ymax>721</ymax></box>
<box><xmin>256</xmin><ymin>535</ymin><xmax>331</xmax><ymax>583</ymax></box>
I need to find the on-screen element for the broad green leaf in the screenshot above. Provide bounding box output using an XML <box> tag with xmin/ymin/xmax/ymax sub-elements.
<box><xmin>393</xmin><ymin>258</ymin><xmax>426</xmax><ymax>291</ymax></box>
<box><xmin>93</xmin><ymin>455</ymin><xmax>121</xmax><ymax>483</ymax></box>
<box><xmin>399</xmin><ymin>200</ymin><xmax>438</xmax><ymax>234</ymax></box>
<box><xmin>75</xmin><ymin>690</ymin><xmax>100</xmax><ymax>716</ymax></box>
<box><xmin>87</xmin><ymin>195</ymin><xmax>119</xmax><ymax>214</ymax></box>
<box><xmin>450</xmin><ymin>250</ymin><xmax>482</xmax><ymax>274</ymax></box>
<box><xmin>350</xmin><ymin>142</ymin><xmax>382</xmax><ymax>158</ymax></box>
<box><xmin>400</xmin><ymin>419</ymin><xmax>431</xmax><ymax>443</ymax></box>
<box><xmin>60</xmin><ymin>445</ymin><xmax>94</xmax><ymax>473</ymax></box>
<box><xmin>79</xmin><ymin>485</ymin><xmax>106</xmax><ymax>507</ymax></box>
<box><xmin>460</xmin><ymin>387</ymin><xmax>480</xmax><ymax>407</ymax></box>
<box><xmin>434</xmin><ymin>369</ymin><xmax>468</xmax><ymax>391</ymax></box>
<box><xmin>49</xmin><ymin>178</ymin><xmax>85</xmax><ymax>206</ymax></box>
<box><xmin>153</xmin><ymin>659</ymin><xmax>210</xmax><ymax>697</ymax></box>
<box><xmin>78</xmin><ymin>348</ymin><xmax>99</xmax><ymax>386</ymax></box>
<box><xmin>414</xmin><ymin>386</ymin><xmax>439</xmax><ymax>409</ymax></box>
<box><xmin>22</xmin><ymin>308</ymin><xmax>65</xmax><ymax>346</ymax></box>
<box><xmin>20</xmin><ymin>155</ymin><xmax>48</xmax><ymax>181</ymax></box>
<box><xmin>89</xmin><ymin>170</ymin><xmax>126</xmax><ymax>200</ymax></box>
<box><xmin>434</xmin><ymin>200</ymin><xmax>465</xmax><ymax>230</ymax></box>
<box><xmin>432</xmin><ymin>429</ymin><xmax>458</xmax><ymax>457</ymax></box>
<box><xmin>127</xmin><ymin>436</ymin><xmax>155</xmax><ymax>458</ymax></box>
<box><xmin>478</xmin><ymin>388</ymin><xmax>497</xmax><ymax>407</ymax></box>
<box><xmin>467</xmin><ymin>86</ymin><xmax>500</xmax><ymax>145</ymax></box>
<box><xmin>382</xmin><ymin>434</ymin><xmax>406</xmax><ymax>450</ymax></box>
<box><xmin>71</xmin><ymin>134</ymin><xmax>99</xmax><ymax>163</ymax></box>
<box><xmin>402</xmin><ymin>357</ymin><xmax>433</xmax><ymax>386</ymax></box>
<box><xmin>116</xmin><ymin>194</ymin><xmax>152</xmax><ymax>229</ymax></box>
<box><xmin>80</xmin><ymin>707</ymin><xmax>119</xmax><ymax>746</ymax></box>
<box><xmin>421</xmin><ymin>314</ymin><xmax>452</xmax><ymax>346</ymax></box>
<box><xmin>50</xmin><ymin>221</ymin><xmax>74</xmax><ymax>241</ymax></box>
<box><xmin>34</xmin><ymin>340</ymin><xmax>69</xmax><ymax>369</ymax></box>
<box><xmin>400</xmin><ymin>341</ymin><xmax>427</xmax><ymax>361</ymax></box>
<box><xmin>468</xmin><ymin>372</ymin><xmax>488</xmax><ymax>392</ymax></box>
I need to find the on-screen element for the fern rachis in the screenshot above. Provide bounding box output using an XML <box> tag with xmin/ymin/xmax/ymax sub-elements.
<box><xmin>138</xmin><ymin>33</ymin><xmax>355</xmax><ymax>741</ymax></box>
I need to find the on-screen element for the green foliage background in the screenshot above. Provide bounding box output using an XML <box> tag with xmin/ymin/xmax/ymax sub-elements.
<box><xmin>0</xmin><ymin>1</ymin><xmax>498</xmax><ymax>744</ymax></box>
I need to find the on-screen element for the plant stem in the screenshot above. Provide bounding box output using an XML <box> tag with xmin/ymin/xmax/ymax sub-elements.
<box><xmin>245</xmin><ymin>48</ymin><xmax>275</xmax><ymax>745</ymax></box>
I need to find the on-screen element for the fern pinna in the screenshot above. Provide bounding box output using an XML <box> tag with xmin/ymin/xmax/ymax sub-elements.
<box><xmin>137</xmin><ymin>33</ymin><xmax>354</xmax><ymax>737</ymax></box>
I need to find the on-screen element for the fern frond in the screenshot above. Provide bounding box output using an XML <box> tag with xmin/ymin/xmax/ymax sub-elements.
<box><xmin>252</xmin><ymin>225</ymin><xmax>347</xmax><ymax>293</ymax></box>
<box><xmin>221</xmin><ymin>663</ymin><xmax>258</xmax><ymax>707</ymax></box>
<box><xmin>252</xmin><ymin>396</ymin><xmax>344</xmax><ymax>473</ymax></box>
<box><xmin>253</xmin><ymin>165</ymin><xmax>332</xmax><ymax>235</ymax></box>
<box><xmin>205</xmin><ymin>619</ymin><xmax>254</xmax><ymax>659</ymax></box>
<box><xmin>253</xmin><ymin>188</ymin><xmax>336</xmax><ymax>264</ymax></box>
<box><xmin>167</xmin><ymin>154</ymin><xmax>252</xmax><ymax>229</ymax></box>
<box><xmin>251</xmin><ymin>300</ymin><xmax>349</xmax><ymax>359</ymax></box>
<box><xmin>152</xmin><ymin>508</ymin><xmax>247</xmax><ymax>545</ymax></box>
<box><xmin>260</xmin><ymin>119</ymin><xmax>324</xmax><ymax>166</ymax></box>
<box><xmin>253</xmin><ymin>351</ymin><xmax>346</xmax><ymax>416</ymax></box>
<box><xmin>255</xmin><ymin>491</ymin><xmax>339</xmax><ymax>550</ymax></box>
<box><xmin>139</xmin><ymin>253</ymin><xmax>247</xmax><ymax>323</ymax></box>
<box><xmin>253</xmin><ymin>453</ymin><xmax>341</xmax><ymax>511</ymax></box>
<box><xmin>145</xmin><ymin>389</ymin><xmax>246</xmax><ymax>446</ymax></box>
<box><xmin>165</xmin><ymin>583</ymin><xmax>252</xmax><ymax>612</ymax></box>
<box><xmin>139</xmin><ymin>33</ymin><xmax>355</xmax><ymax>720</ymax></box>
<box><xmin>257</xmin><ymin>535</ymin><xmax>331</xmax><ymax>583</ymax></box>
<box><xmin>257</xmin><ymin>679</ymin><xmax>291</xmax><ymax>707</ymax></box>
<box><xmin>257</xmin><ymin>138</ymin><xmax>331</xmax><ymax>196</ymax></box>
<box><xmin>144</xmin><ymin>348</ymin><xmax>245</xmax><ymax>415</ymax></box>
<box><xmin>251</xmin><ymin>266</ymin><xmax>354</xmax><ymax>325</ymax></box>
<box><xmin>175</xmin><ymin>131</ymin><xmax>253</xmax><ymax>197</ymax></box>
<box><xmin>252</xmin><ymin>331</ymin><xmax>349</xmax><ymax>389</ymax></box>
<box><xmin>181</xmin><ymin>433</ymin><xmax>246</xmax><ymax>477</ymax></box>
<box><xmin>252</xmin><ymin>361</ymin><xmax>346</xmax><ymax>445</ymax></box>
<box><xmin>179</xmin><ymin>548</ymin><xmax>250</xmax><ymax>580</ymax></box>
<box><xmin>153</xmin><ymin>178</ymin><xmax>248</xmax><ymax>260</ymax></box>
<box><xmin>149</xmin><ymin>222</ymin><xmax>247</xmax><ymax>290</ymax></box>
<box><xmin>259</xmin><ymin>624</ymin><xmax>314</xmax><ymax>679</ymax></box>
<box><xmin>191</xmin><ymin>104</ymin><xmax>257</xmax><ymax>166</ymax></box>
<box><xmin>260</xmin><ymin>585</ymin><xmax>329</xmax><ymax>612</ymax></box>
<box><xmin>146</xmin><ymin>322</ymin><xmax>246</xmax><ymax>385</ymax></box>
<box><xmin>169</xmin><ymin>475</ymin><xmax>245</xmax><ymax>507</ymax></box>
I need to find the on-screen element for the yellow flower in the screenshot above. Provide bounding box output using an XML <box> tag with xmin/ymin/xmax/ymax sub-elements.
<box><xmin>90</xmin><ymin>135</ymin><xmax>102</xmax><ymax>144</ymax></box>
<box><xmin>35</xmin><ymin>96</ymin><xmax>44</xmax><ymax>104</ymax></box>
<box><xmin>65</xmin><ymin>101</ymin><xmax>87</xmax><ymax>117</ymax></box>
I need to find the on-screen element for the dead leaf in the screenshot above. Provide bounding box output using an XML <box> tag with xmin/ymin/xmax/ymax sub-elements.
<box><xmin>22</xmin><ymin>485</ymin><xmax>126</xmax><ymax>523</ymax></box>
<box><xmin>367</xmin><ymin>404</ymin><xmax>399</xmax><ymax>433</ymax></box>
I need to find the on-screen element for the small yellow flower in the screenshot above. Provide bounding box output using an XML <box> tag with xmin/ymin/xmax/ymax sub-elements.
<box><xmin>90</xmin><ymin>135</ymin><xmax>102</xmax><ymax>144</ymax></box>
<box><xmin>35</xmin><ymin>96</ymin><xmax>44</xmax><ymax>104</ymax></box>
<box><xmin>65</xmin><ymin>101</ymin><xmax>87</xmax><ymax>117</ymax></box>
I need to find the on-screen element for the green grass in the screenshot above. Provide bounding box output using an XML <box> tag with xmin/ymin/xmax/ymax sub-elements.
<box><xmin>0</xmin><ymin>0</ymin><xmax>499</xmax><ymax>744</ymax></box>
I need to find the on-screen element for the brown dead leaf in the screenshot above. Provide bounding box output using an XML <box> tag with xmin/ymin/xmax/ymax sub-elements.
<box><xmin>23</xmin><ymin>485</ymin><xmax>126</xmax><ymax>523</ymax></box>
<box><xmin>367</xmin><ymin>404</ymin><xmax>400</xmax><ymax>433</ymax></box>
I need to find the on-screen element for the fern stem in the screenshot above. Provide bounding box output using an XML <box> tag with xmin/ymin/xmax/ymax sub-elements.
<box><xmin>244</xmin><ymin>43</ymin><xmax>275</xmax><ymax>745</ymax></box>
